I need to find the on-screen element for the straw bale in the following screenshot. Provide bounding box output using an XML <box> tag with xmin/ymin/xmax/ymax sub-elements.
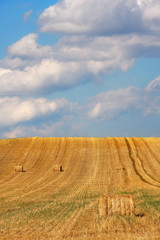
<box><xmin>115</xmin><ymin>164</ymin><xmax>125</xmax><ymax>170</ymax></box>
<box><xmin>53</xmin><ymin>165</ymin><xmax>63</xmax><ymax>172</ymax></box>
<box><xmin>120</xmin><ymin>196</ymin><xmax>125</xmax><ymax>216</ymax></box>
<box><xmin>115</xmin><ymin>196</ymin><xmax>121</xmax><ymax>215</ymax></box>
<box><xmin>99</xmin><ymin>195</ymin><xmax>107</xmax><ymax>217</ymax></box>
<box><xmin>99</xmin><ymin>195</ymin><xmax>135</xmax><ymax>217</ymax></box>
<box><xmin>106</xmin><ymin>195</ymin><xmax>134</xmax><ymax>216</ymax></box>
<box><xmin>14</xmin><ymin>166</ymin><xmax>23</xmax><ymax>172</ymax></box>
<box><xmin>107</xmin><ymin>195</ymin><xmax>112</xmax><ymax>216</ymax></box>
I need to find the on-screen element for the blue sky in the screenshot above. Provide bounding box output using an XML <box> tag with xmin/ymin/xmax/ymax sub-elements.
<box><xmin>0</xmin><ymin>0</ymin><xmax>160</xmax><ymax>138</ymax></box>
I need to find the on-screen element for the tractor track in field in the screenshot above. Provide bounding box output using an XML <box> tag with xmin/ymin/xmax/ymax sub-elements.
<box><xmin>125</xmin><ymin>138</ymin><xmax>160</xmax><ymax>188</ymax></box>
<box><xmin>132</xmin><ymin>138</ymin><xmax>160</xmax><ymax>184</ymax></box>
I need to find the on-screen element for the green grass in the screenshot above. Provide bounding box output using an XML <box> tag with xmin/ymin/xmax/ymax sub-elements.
<box><xmin>0</xmin><ymin>191</ymin><xmax>100</xmax><ymax>231</ymax></box>
<box><xmin>1</xmin><ymin>188</ymin><xmax>159</xmax><ymax>234</ymax></box>
<box><xmin>120</xmin><ymin>188</ymin><xmax>160</xmax><ymax>217</ymax></box>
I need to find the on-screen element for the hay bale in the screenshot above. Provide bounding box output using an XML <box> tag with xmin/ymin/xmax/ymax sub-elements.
<box><xmin>14</xmin><ymin>166</ymin><xmax>23</xmax><ymax>172</ymax></box>
<box><xmin>99</xmin><ymin>195</ymin><xmax>107</xmax><ymax>217</ymax></box>
<box><xmin>106</xmin><ymin>195</ymin><xmax>134</xmax><ymax>216</ymax></box>
<box><xmin>99</xmin><ymin>195</ymin><xmax>135</xmax><ymax>217</ymax></box>
<box><xmin>107</xmin><ymin>195</ymin><xmax>112</xmax><ymax>216</ymax></box>
<box><xmin>53</xmin><ymin>165</ymin><xmax>63</xmax><ymax>172</ymax></box>
<box><xmin>115</xmin><ymin>164</ymin><xmax>125</xmax><ymax>170</ymax></box>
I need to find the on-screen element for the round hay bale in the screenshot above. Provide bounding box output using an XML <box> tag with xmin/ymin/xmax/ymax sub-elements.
<box><xmin>120</xmin><ymin>196</ymin><xmax>125</xmax><ymax>216</ymax></box>
<box><xmin>99</xmin><ymin>195</ymin><xmax>107</xmax><ymax>217</ymax></box>
<box><xmin>106</xmin><ymin>195</ymin><xmax>134</xmax><ymax>216</ymax></box>
<box><xmin>115</xmin><ymin>164</ymin><xmax>125</xmax><ymax>170</ymax></box>
<box><xmin>53</xmin><ymin>165</ymin><xmax>63</xmax><ymax>172</ymax></box>
<box><xmin>126</xmin><ymin>195</ymin><xmax>135</xmax><ymax>216</ymax></box>
<box><xmin>14</xmin><ymin>166</ymin><xmax>23</xmax><ymax>172</ymax></box>
<box><xmin>115</xmin><ymin>196</ymin><xmax>121</xmax><ymax>215</ymax></box>
<box><xmin>107</xmin><ymin>195</ymin><xmax>112</xmax><ymax>216</ymax></box>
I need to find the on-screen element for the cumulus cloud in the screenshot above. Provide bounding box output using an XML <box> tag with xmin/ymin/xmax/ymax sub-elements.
<box><xmin>0</xmin><ymin>1</ymin><xmax>160</xmax><ymax>97</ymax></box>
<box><xmin>39</xmin><ymin>0</ymin><xmax>143</xmax><ymax>35</ymax></box>
<box><xmin>0</xmin><ymin>59</ymin><xmax>91</xmax><ymax>95</ymax></box>
<box><xmin>3</xmin><ymin>114</ymin><xmax>86</xmax><ymax>138</ymax></box>
<box><xmin>23</xmin><ymin>10</ymin><xmax>33</xmax><ymax>22</ymax></box>
<box><xmin>88</xmin><ymin>87</ymin><xmax>145</xmax><ymax>120</ymax></box>
<box><xmin>146</xmin><ymin>76</ymin><xmax>160</xmax><ymax>91</ymax></box>
<box><xmin>2</xmin><ymin>79</ymin><xmax>160</xmax><ymax>138</ymax></box>
<box><xmin>142</xmin><ymin>0</ymin><xmax>160</xmax><ymax>20</ymax></box>
<box><xmin>0</xmin><ymin>34</ymin><xmax>53</xmax><ymax>70</ymax></box>
<box><xmin>39</xmin><ymin>0</ymin><xmax>160</xmax><ymax>35</ymax></box>
<box><xmin>3</xmin><ymin>122</ymin><xmax>66</xmax><ymax>138</ymax></box>
<box><xmin>7</xmin><ymin>33</ymin><xmax>52</xmax><ymax>59</ymax></box>
<box><xmin>0</xmin><ymin>97</ymin><xmax>75</xmax><ymax>127</ymax></box>
<box><xmin>87</xmin><ymin>85</ymin><xmax>160</xmax><ymax>120</ymax></box>
<box><xmin>1</xmin><ymin>33</ymin><xmax>160</xmax><ymax>96</ymax></box>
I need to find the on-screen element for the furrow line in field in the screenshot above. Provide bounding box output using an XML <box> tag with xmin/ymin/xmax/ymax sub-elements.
<box><xmin>26</xmin><ymin>138</ymin><xmax>86</xmax><ymax>199</ymax></box>
<box><xmin>125</xmin><ymin>138</ymin><xmax>160</xmax><ymax>188</ymax></box>
<box><xmin>113</xmin><ymin>138</ymin><xmax>132</xmax><ymax>187</ymax></box>
<box><xmin>0</xmin><ymin>138</ymin><xmax>57</xmax><ymax>198</ymax></box>
<box><xmin>132</xmin><ymin>138</ymin><xmax>160</xmax><ymax>184</ymax></box>
<box><xmin>106</xmin><ymin>138</ymin><xmax>122</xmax><ymax>188</ymax></box>
<box><xmin>104</xmin><ymin>138</ymin><xmax>115</xmax><ymax>188</ymax></box>
<box><xmin>53</xmin><ymin>200</ymin><xmax>96</xmax><ymax>240</ymax></box>
<box><xmin>16</xmin><ymin>138</ymin><xmax>65</xmax><ymax>198</ymax></box>
<box><xmin>0</xmin><ymin>138</ymin><xmax>33</xmax><ymax>185</ymax></box>
<box><xmin>141</xmin><ymin>138</ymin><xmax>160</xmax><ymax>165</ymax></box>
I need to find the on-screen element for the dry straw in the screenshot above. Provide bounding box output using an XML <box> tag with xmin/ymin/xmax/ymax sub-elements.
<box><xmin>53</xmin><ymin>165</ymin><xmax>63</xmax><ymax>172</ymax></box>
<box><xmin>14</xmin><ymin>166</ymin><xmax>23</xmax><ymax>172</ymax></box>
<box><xmin>115</xmin><ymin>164</ymin><xmax>125</xmax><ymax>170</ymax></box>
<box><xmin>99</xmin><ymin>195</ymin><xmax>134</xmax><ymax>217</ymax></box>
<box><xmin>99</xmin><ymin>195</ymin><xmax>107</xmax><ymax>217</ymax></box>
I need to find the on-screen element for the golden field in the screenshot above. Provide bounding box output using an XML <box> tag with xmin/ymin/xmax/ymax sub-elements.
<box><xmin>0</xmin><ymin>137</ymin><xmax>160</xmax><ymax>239</ymax></box>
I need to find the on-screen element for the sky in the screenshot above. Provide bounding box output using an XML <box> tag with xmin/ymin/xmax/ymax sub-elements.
<box><xmin>0</xmin><ymin>0</ymin><xmax>160</xmax><ymax>138</ymax></box>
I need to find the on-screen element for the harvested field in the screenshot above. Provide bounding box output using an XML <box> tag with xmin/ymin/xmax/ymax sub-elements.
<box><xmin>0</xmin><ymin>137</ymin><xmax>160</xmax><ymax>239</ymax></box>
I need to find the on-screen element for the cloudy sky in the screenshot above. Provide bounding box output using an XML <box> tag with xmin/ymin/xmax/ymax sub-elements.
<box><xmin>0</xmin><ymin>0</ymin><xmax>160</xmax><ymax>138</ymax></box>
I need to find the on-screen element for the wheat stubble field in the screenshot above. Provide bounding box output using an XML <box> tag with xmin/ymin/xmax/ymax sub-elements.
<box><xmin>0</xmin><ymin>137</ymin><xmax>160</xmax><ymax>239</ymax></box>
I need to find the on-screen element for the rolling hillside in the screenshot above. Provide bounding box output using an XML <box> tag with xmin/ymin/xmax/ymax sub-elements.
<box><xmin>0</xmin><ymin>137</ymin><xmax>160</xmax><ymax>239</ymax></box>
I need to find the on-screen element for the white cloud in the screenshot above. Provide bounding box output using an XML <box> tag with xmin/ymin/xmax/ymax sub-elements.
<box><xmin>1</xmin><ymin>77</ymin><xmax>160</xmax><ymax>138</ymax></box>
<box><xmin>137</xmin><ymin>0</ymin><xmax>153</xmax><ymax>7</ymax></box>
<box><xmin>4</xmin><ymin>126</ymin><xmax>25</xmax><ymax>139</ymax></box>
<box><xmin>0</xmin><ymin>34</ymin><xmax>53</xmax><ymax>70</ymax></box>
<box><xmin>0</xmin><ymin>97</ymin><xmax>74</xmax><ymax>127</ymax></box>
<box><xmin>88</xmin><ymin>87</ymin><xmax>145</xmax><ymax>120</ymax></box>
<box><xmin>89</xmin><ymin>103</ymin><xmax>101</xmax><ymax>118</ymax></box>
<box><xmin>3</xmin><ymin>123</ymin><xmax>64</xmax><ymax>138</ymax></box>
<box><xmin>142</xmin><ymin>0</ymin><xmax>160</xmax><ymax>20</ymax></box>
<box><xmin>7</xmin><ymin>33</ymin><xmax>52</xmax><ymax>59</ymax></box>
<box><xmin>38</xmin><ymin>0</ymin><xmax>160</xmax><ymax>35</ymax></box>
<box><xmin>23</xmin><ymin>10</ymin><xmax>33</xmax><ymax>22</ymax></box>
<box><xmin>0</xmin><ymin>1</ymin><xmax>160</xmax><ymax>96</ymax></box>
<box><xmin>39</xmin><ymin>0</ymin><xmax>142</xmax><ymax>35</ymax></box>
<box><xmin>146</xmin><ymin>76</ymin><xmax>160</xmax><ymax>91</ymax></box>
<box><xmin>1</xmin><ymin>33</ymin><xmax>160</xmax><ymax>96</ymax></box>
<box><xmin>0</xmin><ymin>59</ymin><xmax>90</xmax><ymax>95</ymax></box>
<box><xmin>0</xmin><ymin>68</ymin><xmax>12</xmax><ymax>76</ymax></box>
<box><xmin>87</xmin><ymin>84</ymin><xmax>160</xmax><ymax>120</ymax></box>
<box><xmin>2</xmin><ymin>114</ymin><xmax>86</xmax><ymax>138</ymax></box>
